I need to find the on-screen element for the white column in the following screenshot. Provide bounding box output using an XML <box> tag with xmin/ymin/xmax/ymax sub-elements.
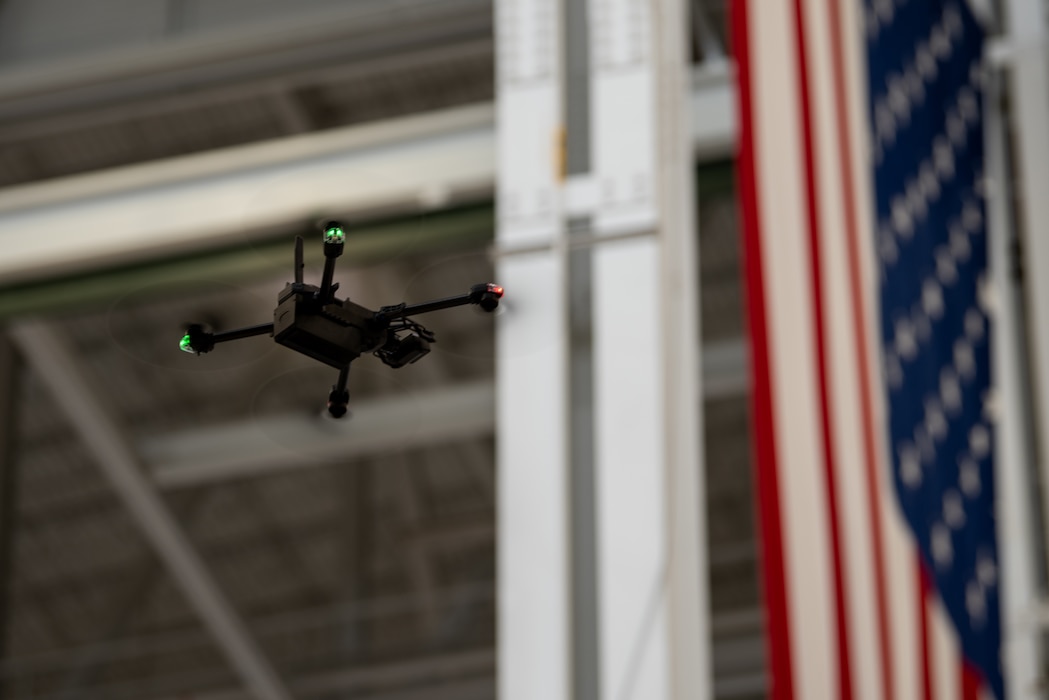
<box><xmin>986</xmin><ymin>19</ymin><xmax>1046</xmax><ymax>698</ymax></box>
<box><xmin>589</xmin><ymin>0</ymin><xmax>710</xmax><ymax>699</ymax></box>
<box><xmin>652</xmin><ymin>0</ymin><xmax>712</xmax><ymax>694</ymax></box>
<box><xmin>1004</xmin><ymin>0</ymin><xmax>1049</xmax><ymax>583</ymax></box>
<box><xmin>495</xmin><ymin>0</ymin><xmax>710</xmax><ymax>697</ymax></box>
<box><xmin>494</xmin><ymin>2</ymin><xmax>571</xmax><ymax>700</ymax></box>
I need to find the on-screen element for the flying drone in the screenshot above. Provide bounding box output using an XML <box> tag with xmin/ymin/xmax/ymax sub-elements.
<box><xmin>179</xmin><ymin>221</ymin><xmax>503</xmax><ymax>418</ymax></box>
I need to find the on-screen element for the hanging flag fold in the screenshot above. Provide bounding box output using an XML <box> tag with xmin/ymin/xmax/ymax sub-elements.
<box><xmin>732</xmin><ymin>0</ymin><xmax>1002</xmax><ymax>697</ymax></box>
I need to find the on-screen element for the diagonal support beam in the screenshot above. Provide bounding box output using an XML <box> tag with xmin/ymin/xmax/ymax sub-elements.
<box><xmin>11</xmin><ymin>320</ymin><xmax>293</xmax><ymax>700</ymax></box>
<box><xmin>0</xmin><ymin>332</ymin><xmax>20</xmax><ymax>700</ymax></box>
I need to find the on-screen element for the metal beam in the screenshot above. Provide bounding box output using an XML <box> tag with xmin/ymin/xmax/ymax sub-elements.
<box><xmin>0</xmin><ymin>71</ymin><xmax>734</xmax><ymax>288</ymax></box>
<box><xmin>0</xmin><ymin>103</ymin><xmax>496</xmax><ymax>286</ymax></box>
<box><xmin>143</xmin><ymin>379</ymin><xmax>496</xmax><ymax>490</ymax></box>
<box><xmin>0</xmin><ymin>332</ymin><xmax>19</xmax><ymax>699</ymax></box>
<box><xmin>1004</xmin><ymin>0</ymin><xmax>1049</xmax><ymax>603</ymax></box>
<box><xmin>14</xmin><ymin>648</ymin><xmax>495</xmax><ymax>700</ymax></box>
<box><xmin>154</xmin><ymin>649</ymin><xmax>495</xmax><ymax>700</ymax></box>
<box><xmin>138</xmin><ymin>339</ymin><xmax>746</xmax><ymax>491</ymax></box>
<box><xmin>987</xmin><ymin>9</ymin><xmax>1048</xmax><ymax>693</ymax></box>
<box><xmin>0</xmin><ymin>0</ymin><xmax>490</xmax><ymax>118</ymax></box>
<box><xmin>0</xmin><ymin>202</ymin><xmax>493</xmax><ymax>320</ymax></box>
<box><xmin>0</xmin><ymin>39</ymin><xmax>493</xmax><ymax>145</ymax></box>
<box><xmin>0</xmin><ymin>584</ymin><xmax>495</xmax><ymax>679</ymax></box>
<box><xmin>0</xmin><ymin>588</ymin><xmax>762</xmax><ymax>694</ymax></box>
<box><xmin>11</xmin><ymin>321</ymin><xmax>293</xmax><ymax>700</ymax></box>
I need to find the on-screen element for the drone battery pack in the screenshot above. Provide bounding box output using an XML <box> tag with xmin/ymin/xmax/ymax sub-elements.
<box><xmin>273</xmin><ymin>287</ymin><xmax>383</xmax><ymax>369</ymax></box>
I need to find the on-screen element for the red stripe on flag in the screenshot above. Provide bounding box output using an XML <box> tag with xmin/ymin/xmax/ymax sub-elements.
<box><xmin>731</xmin><ymin>2</ymin><xmax>795</xmax><ymax>698</ymax></box>
<box><xmin>824</xmin><ymin>0</ymin><xmax>896</xmax><ymax>696</ymax></box>
<box><xmin>961</xmin><ymin>661</ymin><xmax>983</xmax><ymax>700</ymax></box>
<box><xmin>919</xmin><ymin>559</ymin><xmax>934</xmax><ymax>700</ymax></box>
<box><xmin>789</xmin><ymin>1</ymin><xmax>854</xmax><ymax>698</ymax></box>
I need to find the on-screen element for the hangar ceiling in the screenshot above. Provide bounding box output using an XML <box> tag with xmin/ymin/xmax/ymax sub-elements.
<box><xmin>3</xmin><ymin>186</ymin><xmax>761</xmax><ymax>699</ymax></box>
<box><xmin>0</xmin><ymin>0</ymin><xmax>494</xmax><ymax>187</ymax></box>
<box><xmin>7</xmin><ymin>249</ymin><xmax>501</xmax><ymax>700</ymax></box>
<box><xmin>0</xmin><ymin>0</ymin><xmax>728</xmax><ymax>189</ymax></box>
<box><xmin>0</xmin><ymin>1</ymin><xmax>756</xmax><ymax>699</ymax></box>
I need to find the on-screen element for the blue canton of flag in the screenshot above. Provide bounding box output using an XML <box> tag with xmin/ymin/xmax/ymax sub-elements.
<box><xmin>867</xmin><ymin>0</ymin><xmax>1002</xmax><ymax>696</ymax></box>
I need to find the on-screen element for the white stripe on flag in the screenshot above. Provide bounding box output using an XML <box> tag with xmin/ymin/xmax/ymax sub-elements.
<box><xmin>736</xmin><ymin>0</ymin><xmax>983</xmax><ymax>698</ymax></box>
<box><xmin>886</xmin><ymin>521</ymin><xmax>923</xmax><ymax>700</ymax></box>
<box><xmin>931</xmin><ymin>592</ymin><xmax>962</xmax><ymax>700</ymax></box>
<box><xmin>800</xmin><ymin>0</ymin><xmax>884</xmax><ymax>696</ymax></box>
<box><xmin>836</xmin><ymin>0</ymin><xmax>927</xmax><ymax>697</ymax></box>
<box><xmin>749</xmin><ymin>0</ymin><xmax>837</xmax><ymax>698</ymax></box>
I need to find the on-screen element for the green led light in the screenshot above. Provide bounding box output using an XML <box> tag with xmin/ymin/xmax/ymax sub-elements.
<box><xmin>179</xmin><ymin>334</ymin><xmax>195</xmax><ymax>353</ymax></box>
<box><xmin>324</xmin><ymin>227</ymin><xmax>345</xmax><ymax>243</ymax></box>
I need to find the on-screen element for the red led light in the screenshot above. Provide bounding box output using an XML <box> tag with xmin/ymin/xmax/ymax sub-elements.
<box><xmin>487</xmin><ymin>284</ymin><xmax>504</xmax><ymax>298</ymax></box>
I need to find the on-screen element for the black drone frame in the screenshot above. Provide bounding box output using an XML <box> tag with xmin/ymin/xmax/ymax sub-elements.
<box><xmin>180</xmin><ymin>221</ymin><xmax>503</xmax><ymax>417</ymax></box>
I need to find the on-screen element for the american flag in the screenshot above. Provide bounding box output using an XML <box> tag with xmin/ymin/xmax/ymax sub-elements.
<box><xmin>732</xmin><ymin>0</ymin><xmax>1001</xmax><ymax>698</ymax></box>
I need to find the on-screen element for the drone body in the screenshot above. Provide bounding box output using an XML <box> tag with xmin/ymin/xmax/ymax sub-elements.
<box><xmin>180</xmin><ymin>221</ymin><xmax>502</xmax><ymax>417</ymax></box>
<box><xmin>272</xmin><ymin>280</ymin><xmax>387</xmax><ymax>369</ymax></box>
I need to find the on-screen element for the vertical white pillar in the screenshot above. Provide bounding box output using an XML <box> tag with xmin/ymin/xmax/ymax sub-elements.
<box><xmin>986</xmin><ymin>69</ymin><xmax>1043</xmax><ymax>699</ymax></box>
<box><xmin>1004</xmin><ymin>0</ymin><xmax>1049</xmax><ymax>582</ymax></box>
<box><xmin>652</xmin><ymin>1</ymin><xmax>712</xmax><ymax>695</ymax></box>
<box><xmin>495</xmin><ymin>2</ymin><xmax>570</xmax><ymax>700</ymax></box>
<box><xmin>495</xmin><ymin>0</ymin><xmax>710</xmax><ymax>697</ymax></box>
<box><xmin>589</xmin><ymin>0</ymin><xmax>711</xmax><ymax>698</ymax></box>
<box><xmin>986</xmin><ymin>20</ymin><xmax>1046</xmax><ymax>697</ymax></box>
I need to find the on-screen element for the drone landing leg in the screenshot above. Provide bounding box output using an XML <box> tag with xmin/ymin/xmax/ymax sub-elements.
<box><xmin>327</xmin><ymin>365</ymin><xmax>350</xmax><ymax>418</ymax></box>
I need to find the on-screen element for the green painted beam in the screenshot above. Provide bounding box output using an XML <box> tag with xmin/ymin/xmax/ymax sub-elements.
<box><xmin>0</xmin><ymin>160</ymin><xmax>732</xmax><ymax>320</ymax></box>
<box><xmin>0</xmin><ymin>203</ymin><xmax>494</xmax><ymax>320</ymax></box>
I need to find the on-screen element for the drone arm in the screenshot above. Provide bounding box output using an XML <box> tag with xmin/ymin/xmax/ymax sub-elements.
<box><xmin>318</xmin><ymin>222</ymin><xmax>345</xmax><ymax>303</ymax></box>
<box><xmin>318</xmin><ymin>256</ymin><xmax>338</xmax><ymax>302</ymax></box>
<box><xmin>180</xmin><ymin>322</ymin><xmax>273</xmax><ymax>354</ymax></box>
<box><xmin>380</xmin><ymin>294</ymin><xmax>473</xmax><ymax>320</ymax></box>
<box><xmin>377</xmin><ymin>283</ymin><xmax>504</xmax><ymax>321</ymax></box>
<box><xmin>212</xmin><ymin>323</ymin><xmax>274</xmax><ymax>344</ymax></box>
